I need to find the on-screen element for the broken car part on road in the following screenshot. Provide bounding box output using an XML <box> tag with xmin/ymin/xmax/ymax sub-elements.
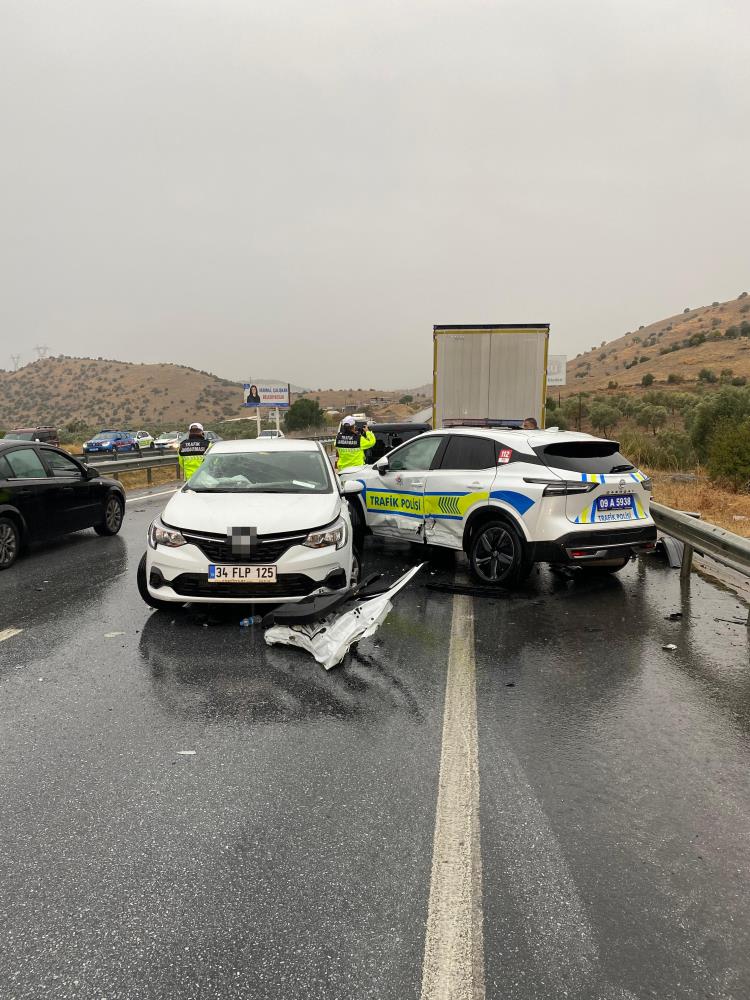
<box><xmin>264</xmin><ymin>563</ymin><xmax>425</xmax><ymax>670</ymax></box>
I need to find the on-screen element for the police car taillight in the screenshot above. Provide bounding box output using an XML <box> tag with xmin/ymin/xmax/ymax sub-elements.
<box><xmin>524</xmin><ymin>478</ymin><xmax>597</xmax><ymax>497</ymax></box>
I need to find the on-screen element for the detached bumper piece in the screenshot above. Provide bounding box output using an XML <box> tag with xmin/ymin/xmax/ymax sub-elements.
<box><xmin>264</xmin><ymin>564</ymin><xmax>425</xmax><ymax>670</ymax></box>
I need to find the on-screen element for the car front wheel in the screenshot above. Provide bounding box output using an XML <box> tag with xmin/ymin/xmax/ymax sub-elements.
<box><xmin>0</xmin><ymin>516</ymin><xmax>21</xmax><ymax>570</ymax></box>
<box><xmin>94</xmin><ymin>494</ymin><xmax>124</xmax><ymax>536</ymax></box>
<box><xmin>468</xmin><ymin>518</ymin><xmax>530</xmax><ymax>587</ymax></box>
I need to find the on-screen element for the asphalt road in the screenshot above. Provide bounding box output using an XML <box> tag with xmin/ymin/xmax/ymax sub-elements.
<box><xmin>1</xmin><ymin>485</ymin><xmax>749</xmax><ymax>1000</ymax></box>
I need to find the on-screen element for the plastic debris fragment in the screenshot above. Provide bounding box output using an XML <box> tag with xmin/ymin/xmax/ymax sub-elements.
<box><xmin>264</xmin><ymin>564</ymin><xmax>424</xmax><ymax>670</ymax></box>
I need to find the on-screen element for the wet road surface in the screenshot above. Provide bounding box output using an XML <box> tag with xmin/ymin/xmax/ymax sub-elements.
<box><xmin>1</xmin><ymin>486</ymin><xmax>749</xmax><ymax>999</ymax></box>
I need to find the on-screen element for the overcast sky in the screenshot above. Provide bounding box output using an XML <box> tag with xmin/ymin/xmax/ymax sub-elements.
<box><xmin>1</xmin><ymin>0</ymin><xmax>748</xmax><ymax>388</ymax></box>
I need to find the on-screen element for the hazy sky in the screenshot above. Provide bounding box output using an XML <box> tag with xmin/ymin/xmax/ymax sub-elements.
<box><xmin>2</xmin><ymin>0</ymin><xmax>748</xmax><ymax>388</ymax></box>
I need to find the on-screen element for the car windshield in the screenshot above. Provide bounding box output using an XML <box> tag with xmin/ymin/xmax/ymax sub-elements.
<box><xmin>92</xmin><ymin>432</ymin><xmax>118</xmax><ymax>441</ymax></box>
<box><xmin>157</xmin><ymin>433</ymin><xmax>178</xmax><ymax>441</ymax></box>
<box><xmin>534</xmin><ymin>441</ymin><xmax>635</xmax><ymax>474</ymax></box>
<box><xmin>188</xmin><ymin>450</ymin><xmax>332</xmax><ymax>493</ymax></box>
<box><xmin>3</xmin><ymin>431</ymin><xmax>35</xmax><ymax>440</ymax></box>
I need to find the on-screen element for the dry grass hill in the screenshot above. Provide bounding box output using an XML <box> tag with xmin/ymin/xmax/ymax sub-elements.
<box><xmin>0</xmin><ymin>356</ymin><xmax>432</xmax><ymax>431</ymax></box>
<box><xmin>0</xmin><ymin>356</ymin><xmax>245</xmax><ymax>429</ymax></box>
<box><xmin>561</xmin><ymin>291</ymin><xmax>750</xmax><ymax>397</ymax></box>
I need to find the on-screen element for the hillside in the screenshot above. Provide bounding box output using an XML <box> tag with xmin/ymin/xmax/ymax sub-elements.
<box><xmin>561</xmin><ymin>292</ymin><xmax>750</xmax><ymax>397</ymax></box>
<box><xmin>0</xmin><ymin>356</ymin><xmax>246</xmax><ymax>429</ymax></box>
<box><xmin>0</xmin><ymin>356</ymin><xmax>432</xmax><ymax>431</ymax></box>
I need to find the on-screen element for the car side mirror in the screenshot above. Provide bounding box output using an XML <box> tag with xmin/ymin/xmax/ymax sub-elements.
<box><xmin>375</xmin><ymin>457</ymin><xmax>389</xmax><ymax>476</ymax></box>
<box><xmin>342</xmin><ymin>479</ymin><xmax>363</xmax><ymax>495</ymax></box>
<box><xmin>85</xmin><ymin>466</ymin><xmax>99</xmax><ymax>480</ymax></box>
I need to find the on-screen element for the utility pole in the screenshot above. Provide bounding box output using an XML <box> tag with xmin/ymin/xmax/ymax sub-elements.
<box><xmin>10</xmin><ymin>354</ymin><xmax>22</xmax><ymax>371</ymax></box>
<box><xmin>578</xmin><ymin>392</ymin><xmax>582</xmax><ymax>431</ymax></box>
<box><xmin>34</xmin><ymin>345</ymin><xmax>49</xmax><ymax>360</ymax></box>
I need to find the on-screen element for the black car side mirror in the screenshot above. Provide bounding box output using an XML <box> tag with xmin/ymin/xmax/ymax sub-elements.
<box><xmin>85</xmin><ymin>466</ymin><xmax>99</xmax><ymax>480</ymax></box>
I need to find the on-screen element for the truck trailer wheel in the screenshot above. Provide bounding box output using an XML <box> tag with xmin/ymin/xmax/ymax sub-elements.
<box><xmin>468</xmin><ymin>518</ymin><xmax>530</xmax><ymax>588</ymax></box>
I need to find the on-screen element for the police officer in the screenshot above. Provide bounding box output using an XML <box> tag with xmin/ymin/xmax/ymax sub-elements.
<box><xmin>335</xmin><ymin>416</ymin><xmax>376</xmax><ymax>470</ymax></box>
<box><xmin>178</xmin><ymin>422</ymin><xmax>211</xmax><ymax>479</ymax></box>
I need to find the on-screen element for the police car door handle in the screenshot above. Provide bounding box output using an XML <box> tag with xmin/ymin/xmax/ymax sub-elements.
<box><xmin>410</xmin><ymin>480</ymin><xmax>425</xmax><ymax>488</ymax></box>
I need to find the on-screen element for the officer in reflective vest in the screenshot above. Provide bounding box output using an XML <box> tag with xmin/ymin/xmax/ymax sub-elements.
<box><xmin>178</xmin><ymin>422</ymin><xmax>211</xmax><ymax>480</ymax></box>
<box><xmin>335</xmin><ymin>416</ymin><xmax>376</xmax><ymax>470</ymax></box>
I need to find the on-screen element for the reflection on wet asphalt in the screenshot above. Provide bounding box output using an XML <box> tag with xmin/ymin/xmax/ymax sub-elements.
<box><xmin>0</xmin><ymin>492</ymin><xmax>749</xmax><ymax>999</ymax></box>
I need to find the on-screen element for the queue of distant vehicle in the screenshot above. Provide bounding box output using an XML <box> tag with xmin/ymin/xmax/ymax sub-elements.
<box><xmin>1</xmin><ymin>427</ymin><xmax>224</xmax><ymax>458</ymax></box>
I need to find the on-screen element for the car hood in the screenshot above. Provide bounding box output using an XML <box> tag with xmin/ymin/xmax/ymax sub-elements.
<box><xmin>162</xmin><ymin>489</ymin><xmax>342</xmax><ymax>535</ymax></box>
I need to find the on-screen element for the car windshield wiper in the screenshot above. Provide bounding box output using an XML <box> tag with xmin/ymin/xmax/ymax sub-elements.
<box><xmin>610</xmin><ymin>464</ymin><xmax>635</xmax><ymax>473</ymax></box>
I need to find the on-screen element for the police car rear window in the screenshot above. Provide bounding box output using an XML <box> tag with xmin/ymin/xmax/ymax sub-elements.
<box><xmin>534</xmin><ymin>441</ymin><xmax>634</xmax><ymax>475</ymax></box>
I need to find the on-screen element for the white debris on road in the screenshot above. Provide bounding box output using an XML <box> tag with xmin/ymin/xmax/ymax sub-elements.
<box><xmin>264</xmin><ymin>563</ymin><xmax>424</xmax><ymax>670</ymax></box>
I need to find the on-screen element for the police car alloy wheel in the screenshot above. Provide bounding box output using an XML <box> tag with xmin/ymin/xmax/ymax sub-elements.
<box><xmin>468</xmin><ymin>517</ymin><xmax>528</xmax><ymax>586</ymax></box>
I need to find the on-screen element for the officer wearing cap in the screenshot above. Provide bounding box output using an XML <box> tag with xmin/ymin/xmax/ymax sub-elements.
<box><xmin>335</xmin><ymin>416</ymin><xmax>376</xmax><ymax>470</ymax></box>
<box><xmin>178</xmin><ymin>422</ymin><xmax>211</xmax><ymax>480</ymax></box>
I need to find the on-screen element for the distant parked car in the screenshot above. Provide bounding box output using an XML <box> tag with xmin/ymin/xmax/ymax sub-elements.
<box><xmin>0</xmin><ymin>441</ymin><xmax>125</xmax><ymax>569</ymax></box>
<box><xmin>154</xmin><ymin>432</ymin><xmax>187</xmax><ymax>452</ymax></box>
<box><xmin>3</xmin><ymin>426</ymin><xmax>60</xmax><ymax>448</ymax></box>
<box><xmin>364</xmin><ymin>422</ymin><xmax>431</xmax><ymax>463</ymax></box>
<box><xmin>258</xmin><ymin>429</ymin><xmax>285</xmax><ymax>440</ymax></box>
<box><xmin>205</xmin><ymin>431</ymin><xmax>223</xmax><ymax>443</ymax></box>
<box><xmin>131</xmin><ymin>431</ymin><xmax>154</xmax><ymax>450</ymax></box>
<box><xmin>82</xmin><ymin>430</ymin><xmax>139</xmax><ymax>458</ymax></box>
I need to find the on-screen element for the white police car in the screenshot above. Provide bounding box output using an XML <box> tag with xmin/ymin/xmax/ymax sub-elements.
<box><xmin>340</xmin><ymin>427</ymin><xmax>655</xmax><ymax>585</ymax></box>
<box><xmin>137</xmin><ymin>439</ymin><xmax>362</xmax><ymax>608</ymax></box>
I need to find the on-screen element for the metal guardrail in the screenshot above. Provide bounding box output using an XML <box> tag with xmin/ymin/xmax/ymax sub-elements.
<box><xmin>651</xmin><ymin>502</ymin><xmax>750</xmax><ymax>622</ymax></box>
<box><xmin>82</xmin><ymin>452</ymin><xmax>180</xmax><ymax>484</ymax></box>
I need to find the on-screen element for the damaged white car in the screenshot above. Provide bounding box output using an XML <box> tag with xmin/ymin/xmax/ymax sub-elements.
<box><xmin>137</xmin><ymin>439</ymin><xmax>362</xmax><ymax>609</ymax></box>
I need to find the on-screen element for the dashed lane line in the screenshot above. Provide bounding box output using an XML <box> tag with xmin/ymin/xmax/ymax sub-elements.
<box><xmin>125</xmin><ymin>487</ymin><xmax>181</xmax><ymax>504</ymax></box>
<box><xmin>0</xmin><ymin>628</ymin><xmax>24</xmax><ymax>643</ymax></box>
<box><xmin>420</xmin><ymin>593</ymin><xmax>485</xmax><ymax>1000</ymax></box>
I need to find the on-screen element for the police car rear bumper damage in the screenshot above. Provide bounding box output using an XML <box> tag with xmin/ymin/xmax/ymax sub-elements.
<box><xmin>533</xmin><ymin>525</ymin><xmax>657</xmax><ymax>564</ymax></box>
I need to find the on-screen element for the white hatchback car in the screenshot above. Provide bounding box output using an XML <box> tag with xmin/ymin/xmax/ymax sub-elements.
<box><xmin>137</xmin><ymin>439</ymin><xmax>361</xmax><ymax>608</ymax></box>
<box><xmin>340</xmin><ymin>427</ymin><xmax>656</xmax><ymax>586</ymax></box>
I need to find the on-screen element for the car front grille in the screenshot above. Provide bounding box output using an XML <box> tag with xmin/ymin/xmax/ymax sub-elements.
<box><xmin>180</xmin><ymin>528</ymin><xmax>308</xmax><ymax>564</ymax></box>
<box><xmin>170</xmin><ymin>573</ymin><xmax>318</xmax><ymax>598</ymax></box>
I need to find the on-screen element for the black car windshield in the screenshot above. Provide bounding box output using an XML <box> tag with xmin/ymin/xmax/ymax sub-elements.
<box><xmin>534</xmin><ymin>441</ymin><xmax>635</xmax><ymax>475</ymax></box>
<box><xmin>188</xmin><ymin>450</ymin><xmax>332</xmax><ymax>493</ymax></box>
<box><xmin>3</xmin><ymin>431</ymin><xmax>35</xmax><ymax>440</ymax></box>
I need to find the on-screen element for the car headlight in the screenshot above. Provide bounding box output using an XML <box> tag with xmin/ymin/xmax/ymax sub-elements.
<box><xmin>149</xmin><ymin>518</ymin><xmax>187</xmax><ymax>549</ymax></box>
<box><xmin>304</xmin><ymin>517</ymin><xmax>347</xmax><ymax>550</ymax></box>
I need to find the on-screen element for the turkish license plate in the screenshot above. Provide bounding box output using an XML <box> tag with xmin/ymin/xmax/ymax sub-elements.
<box><xmin>595</xmin><ymin>493</ymin><xmax>635</xmax><ymax>520</ymax></box>
<box><xmin>207</xmin><ymin>565</ymin><xmax>277</xmax><ymax>583</ymax></box>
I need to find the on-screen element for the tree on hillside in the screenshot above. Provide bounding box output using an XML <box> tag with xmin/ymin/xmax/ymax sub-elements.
<box><xmin>689</xmin><ymin>386</ymin><xmax>750</xmax><ymax>458</ymax></box>
<box><xmin>399</xmin><ymin>395</ymin><xmax>413</xmax><ymax>404</ymax></box>
<box><xmin>641</xmin><ymin>373</ymin><xmax>655</xmax><ymax>387</ymax></box>
<box><xmin>589</xmin><ymin>403</ymin><xmax>620</xmax><ymax>437</ymax></box>
<box><xmin>284</xmin><ymin>398</ymin><xmax>326</xmax><ymax>431</ymax></box>
<box><xmin>707</xmin><ymin>419</ymin><xmax>750</xmax><ymax>490</ymax></box>
<box><xmin>637</xmin><ymin>405</ymin><xmax>668</xmax><ymax>436</ymax></box>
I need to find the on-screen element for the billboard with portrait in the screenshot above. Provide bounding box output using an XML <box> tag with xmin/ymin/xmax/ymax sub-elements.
<box><xmin>243</xmin><ymin>382</ymin><xmax>291</xmax><ymax>408</ymax></box>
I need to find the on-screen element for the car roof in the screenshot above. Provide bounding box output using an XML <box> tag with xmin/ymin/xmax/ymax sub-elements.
<box><xmin>420</xmin><ymin>426</ymin><xmax>611</xmax><ymax>448</ymax></box>
<box><xmin>209</xmin><ymin>438</ymin><xmax>321</xmax><ymax>454</ymax></box>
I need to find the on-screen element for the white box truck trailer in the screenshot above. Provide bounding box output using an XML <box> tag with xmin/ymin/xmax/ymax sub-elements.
<box><xmin>432</xmin><ymin>324</ymin><xmax>550</xmax><ymax>429</ymax></box>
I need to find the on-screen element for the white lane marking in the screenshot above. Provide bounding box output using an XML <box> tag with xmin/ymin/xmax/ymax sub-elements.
<box><xmin>125</xmin><ymin>487</ymin><xmax>181</xmax><ymax>504</ymax></box>
<box><xmin>0</xmin><ymin>627</ymin><xmax>24</xmax><ymax>643</ymax></box>
<box><xmin>420</xmin><ymin>594</ymin><xmax>485</xmax><ymax>1000</ymax></box>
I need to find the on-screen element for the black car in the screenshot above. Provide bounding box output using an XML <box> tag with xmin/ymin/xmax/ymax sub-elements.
<box><xmin>364</xmin><ymin>422</ymin><xmax>431</xmax><ymax>464</ymax></box>
<box><xmin>0</xmin><ymin>441</ymin><xmax>126</xmax><ymax>569</ymax></box>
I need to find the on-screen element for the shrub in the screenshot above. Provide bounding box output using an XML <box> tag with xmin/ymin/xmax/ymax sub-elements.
<box><xmin>741</xmin><ymin>321</ymin><xmax>750</xmax><ymax>337</ymax></box>
<box><xmin>666</xmin><ymin>373</ymin><xmax>683</xmax><ymax>384</ymax></box>
<box><xmin>683</xmin><ymin>307</ymin><xmax>690</xmax><ymax>313</ymax></box>
<box><xmin>688</xmin><ymin>332</ymin><xmax>706</xmax><ymax>347</ymax></box>
<box><xmin>399</xmin><ymin>395</ymin><xmax>413</xmax><ymax>404</ymax></box>
<box><xmin>707</xmin><ymin>419</ymin><xmax>750</xmax><ymax>490</ymax></box>
<box><xmin>689</xmin><ymin>386</ymin><xmax>750</xmax><ymax>458</ymax></box>
<box><xmin>607</xmin><ymin>380</ymin><xmax>618</xmax><ymax>389</ymax></box>
<box><xmin>725</xmin><ymin>326</ymin><xmax>740</xmax><ymax>339</ymax></box>
<box><xmin>739</xmin><ymin>292</ymin><xmax>748</xmax><ymax>299</ymax></box>
<box><xmin>697</xmin><ymin>368</ymin><xmax>718</xmax><ymax>384</ymax></box>
<box><xmin>641</xmin><ymin>373</ymin><xmax>655</xmax><ymax>387</ymax></box>
<box><xmin>732</xmin><ymin>377</ymin><xmax>748</xmax><ymax>387</ymax></box>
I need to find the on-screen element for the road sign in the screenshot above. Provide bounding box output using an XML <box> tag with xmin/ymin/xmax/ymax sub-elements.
<box><xmin>547</xmin><ymin>355</ymin><xmax>567</xmax><ymax>387</ymax></box>
<box><xmin>243</xmin><ymin>382</ymin><xmax>291</xmax><ymax>408</ymax></box>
